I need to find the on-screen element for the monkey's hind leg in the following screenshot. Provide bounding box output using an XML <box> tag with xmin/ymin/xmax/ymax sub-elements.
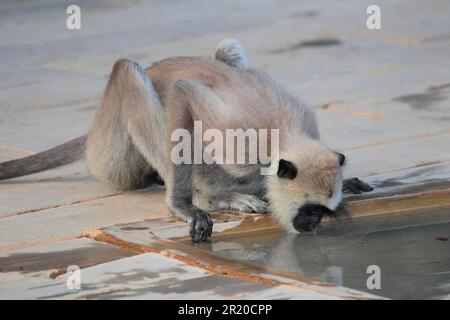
<box><xmin>196</xmin><ymin>192</ymin><xmax>269</xmax><ymax>214</ymax></box>
<box><xmin>86</xmin><ymin>59</ymin><xmax>167</xmax><ymax>190</ymax></box>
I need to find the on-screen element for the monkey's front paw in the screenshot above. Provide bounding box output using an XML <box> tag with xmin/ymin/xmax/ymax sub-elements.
<box><xmin>190</xmin><ymin>210</ymin><xmax>213</xmax><ymax>243</ymax></box>
<box><xmin>343</xmin><ymin>177</ymin><xmax>373</xmax><ymax>194</ymax></box>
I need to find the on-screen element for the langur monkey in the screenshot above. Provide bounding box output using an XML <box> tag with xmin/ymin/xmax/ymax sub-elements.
<box><xmin>0</xmin><ymin>39</ymin><xmax>372</xmax><ymax>242</ymax></box>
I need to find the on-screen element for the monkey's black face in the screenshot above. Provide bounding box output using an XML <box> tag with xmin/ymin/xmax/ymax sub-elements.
<box><xmin>293</xmin><ymin>204</ymin><xmax>335</xmax><ymax>232</ymax></box>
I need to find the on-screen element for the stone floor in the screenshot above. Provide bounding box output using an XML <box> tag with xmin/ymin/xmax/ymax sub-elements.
<box><xmin>0</xmin><ymin>0</ymin><xmax>449</xmax><ymax>299</ymax></box>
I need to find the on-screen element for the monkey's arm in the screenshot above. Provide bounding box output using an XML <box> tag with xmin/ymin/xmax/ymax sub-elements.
<box><xmin>166</xmin><ymin>163</ymin><xmax>213</xmax><ymax>242</ymax></box>
<box><xmin>163</xmin><ymin>80</ymin><xmax>218</xmax><ymax>242</ymax></box>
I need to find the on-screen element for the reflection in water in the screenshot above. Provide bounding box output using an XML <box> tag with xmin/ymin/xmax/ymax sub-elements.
<box><xmin>196</xmin><ymin>208</ymin><xmax>450</xmax><ymax>299</ymax></box>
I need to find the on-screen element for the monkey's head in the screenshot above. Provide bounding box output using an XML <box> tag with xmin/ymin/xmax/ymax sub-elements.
<box><xmin>266</xmin><ymin>139</ymin><xmax>345</xmax><ymax>233</ymax></box>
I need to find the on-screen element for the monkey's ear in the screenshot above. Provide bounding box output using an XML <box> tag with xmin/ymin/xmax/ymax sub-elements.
<box><xmin>337</xmin><ymin>153</ymin><xmax>346</xmax><ymax>166</ymax></box>
<box><xmin>215</xmin><ymin>39</ymin><xmax>249</xmax><ymax>69</ymax></box>
<box><xmin>277</xmin><ymin>159</ymin><xmax>297</xmax><ymax>180</ymax></box>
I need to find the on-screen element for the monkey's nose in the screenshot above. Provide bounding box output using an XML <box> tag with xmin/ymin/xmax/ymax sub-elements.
<box><xmin>293</xmin><ymin>203</ymin><xmax>333</xmax><ymax>232</ymax></box>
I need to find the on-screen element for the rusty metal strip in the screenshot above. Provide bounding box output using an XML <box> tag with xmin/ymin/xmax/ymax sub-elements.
<box><xmin>344</xmin><ymin>188</ymin><xmax>450</xmax><ymax>217</ymax></box>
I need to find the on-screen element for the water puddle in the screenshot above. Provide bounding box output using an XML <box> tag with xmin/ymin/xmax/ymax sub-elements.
<box><xmin>194</xmin><ymin>207</ymin><xmax>450</xmax><ymax>299</ymax></box>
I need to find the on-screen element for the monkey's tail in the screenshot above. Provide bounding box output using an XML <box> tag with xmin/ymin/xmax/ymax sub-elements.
<box><xmin>0</xmin><ymin>135</ymin><xmax>87</xmax><ymax>180</ymax></box>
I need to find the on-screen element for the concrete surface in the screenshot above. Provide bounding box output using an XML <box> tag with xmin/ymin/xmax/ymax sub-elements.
<box><xmin>0</xmin><ymin>252</ymin><xmax>379</xmax><ymax>300</ymax></box>
<box><xmin>1</xmin><ymin>0</ymin><xmax>450</xmax><ymax>299</ymax></box>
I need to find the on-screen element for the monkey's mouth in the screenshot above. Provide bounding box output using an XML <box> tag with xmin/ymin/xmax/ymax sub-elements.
<box><xmin>293</xmin><ymin>204</ymin><xmax>335</xmax><ymax>232</ymax></box>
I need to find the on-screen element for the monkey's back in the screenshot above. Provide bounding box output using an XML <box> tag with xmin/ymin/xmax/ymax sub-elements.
<box><xmin>146</xmin><ymin>56</ymin><xmax>319</xmax><ymax>142</ymax></box>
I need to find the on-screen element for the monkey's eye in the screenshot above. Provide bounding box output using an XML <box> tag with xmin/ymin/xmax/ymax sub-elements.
<box><xmin>337</xmin><ymin>153</ymin><xmax>346</xmax><ymax>166</ymax></box>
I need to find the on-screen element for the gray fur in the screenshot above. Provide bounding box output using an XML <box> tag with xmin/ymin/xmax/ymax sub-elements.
<box><xmin>85</xmin><ymin>59</ymin><xmax>167</xmax><ymax>190</ymax></box>
<box><xmin>0</xmin><ymin>136</ymin><xmax>86</xmax><ymax>180</ymax></box>
<box><xmin>0</xmin><ymin>40</ymin><xmax>372</xmax><ymax>242</ymax></box>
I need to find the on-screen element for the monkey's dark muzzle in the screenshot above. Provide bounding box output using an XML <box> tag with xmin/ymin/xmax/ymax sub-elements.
<box><xmin>293</xmin><ymin>204</ymin><xmax>334</xmax><ymax>232</ymax></box>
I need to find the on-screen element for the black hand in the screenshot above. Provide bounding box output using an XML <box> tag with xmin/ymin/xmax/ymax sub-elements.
<box><xmin>343</xmin><ymin>177</ymin><xmax>374</xmax><ymax>194</ymax></box>
<box><xmin>189</xmin><ymin>209</ymin><xmax>213</xmax><ymax>242</ymax></box>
